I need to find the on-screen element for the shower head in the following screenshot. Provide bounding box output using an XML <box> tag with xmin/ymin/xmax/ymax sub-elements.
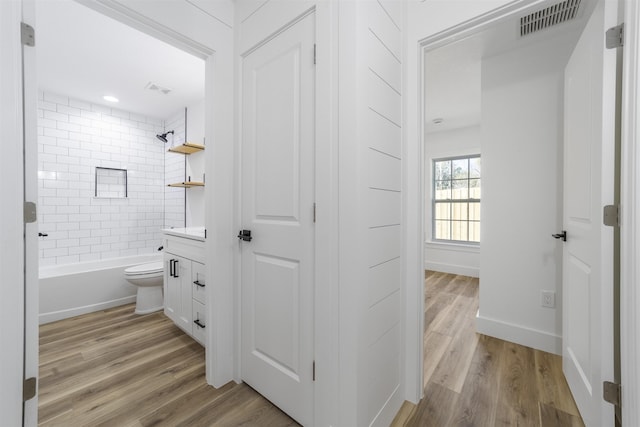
<box><xmin>156</xmin><ymin>130</ymin><xmax>174</xmax><ymax>143</ymax></box>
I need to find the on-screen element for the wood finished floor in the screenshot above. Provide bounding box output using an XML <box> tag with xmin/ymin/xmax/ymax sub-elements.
<box><xmin>394</xmin><ymin>271</ymin><xmax>584</xmax><ymax>427</ymax></box>
<box><xmin>40</xmin><ymin>273</ymin><xmax>583</xmax><ymax>427</ymax></box>
<box><xmin>38</xmin><ymin>305</ymin><xmax>298</xmax><ymax>427</ymax></box>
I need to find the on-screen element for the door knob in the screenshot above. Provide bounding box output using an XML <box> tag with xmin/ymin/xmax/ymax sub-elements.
<box><xmin>237</xmin><ymin>229</ymin><xmax>252</xmax><ymax>242</ymax></box>
<box><xmin>552</xmin><ymin>231</ymin><xmax>567</xmax><ymax>242</ymax></box>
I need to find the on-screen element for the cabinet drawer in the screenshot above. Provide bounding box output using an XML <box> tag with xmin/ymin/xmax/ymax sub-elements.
<box><xmin>163</xmin><ymin>235</ymin><xmax>205</xmax><ymax>264</ymax></box>
<box><xmin>192</xmin><ymin>299</ymin><xmax>206</xmax><ymax>346</ymax></box>
<box><xmin>192</xmin><ymin>261</ymin><xmax>206</xmax><ymax>304</ymax></box>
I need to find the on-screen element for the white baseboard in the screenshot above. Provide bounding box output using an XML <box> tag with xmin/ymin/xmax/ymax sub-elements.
<box><xmin>39</xmin><ymin>295</ymin><xmax>136</xmax><ymax>324</ymax></box>
<box><xmin>476</xmin><ymin>312</ymin><xmax>562</xmax><ymax>355</ymax></box>
<box><xmin>370</xmin><ymin>384</ymin><xmax>403</xmax><ymax>427</ymax></box>
<box><xmin>424</xmin><ymin>261</ymin><xmax>479</xmax><ymax>278</ymax></box>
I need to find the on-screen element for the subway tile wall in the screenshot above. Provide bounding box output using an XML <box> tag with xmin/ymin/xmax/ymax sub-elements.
<box><xmin>37</xmin><ymin>91</ymin><xmax>167</xmax><ymax>266</ymax></box>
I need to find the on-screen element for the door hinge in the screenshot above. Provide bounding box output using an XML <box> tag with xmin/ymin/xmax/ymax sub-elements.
<box><xmin>21</xmin><ymin>22</ymin><xmax>35</xmax><ymax>47</ymax></box>
<box><xmin>313</xmin><ymin>203</ymin><xmax>316</xmax><ymax>223</ymax></box>
<box><xmin>312</xmin><ymin>361</ymin><xmax>316</xmax><ymax>381</ymax></box>
<box><xmin>603</xmin><ymin>205</ymin><xmax>619</xmax><ymax>227</ymax></box>
<box><xmin>606</xmin><ymin>23</ymin><xmax>624</xmax><ymax>49</ymax></box>
<box><xmin>603</xmin><ymin>381</ymin><xmax>621</xmax><ymax>407</ymax></box>
<box><xmin>24</xmin><ymin>201</ymin><xmax>37</xmax><ymax>223</ymax></box>
<box><xmin>23</xmin><ymin>377</ymin><xmax>36</xmax><ymax>402</ymax></box>
<box><xmin>313</xmin><ymin>44</ymin><xmax>316</xmax><ymax>65</ymax></box>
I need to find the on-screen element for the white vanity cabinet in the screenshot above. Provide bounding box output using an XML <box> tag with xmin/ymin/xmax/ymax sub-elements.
<box><xmin>190</xmin><ymin>261</ymin><xmax>207</xmax><ymax>345</ymax></box>
<box><xmin>162</xmin><ymin>228</ymin><xmax>206</xmax><ymax>346</ymax></box>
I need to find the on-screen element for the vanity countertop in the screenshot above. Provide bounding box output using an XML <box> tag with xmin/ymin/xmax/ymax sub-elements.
<box><xmin>162</xmin><ymin>227</ymin><xmax>205</xmax><ymax>242</ymax></box>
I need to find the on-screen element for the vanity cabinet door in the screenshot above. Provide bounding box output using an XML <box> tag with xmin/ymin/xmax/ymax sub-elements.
<box><xmin>164</xmin><ymin>255</ymin><xmax>180</xmax><ymax>324</ymax></box>
<box><xmin>164</xmin><ymin>254</ymin><xmax>193</xmax><ymax>335</ymax></box>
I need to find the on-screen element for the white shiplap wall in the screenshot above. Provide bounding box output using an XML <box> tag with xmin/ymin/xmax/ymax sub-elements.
<box><xmin>360</xmin><ymin>1</ymin><xmax>404</xmax><ymax>425</ymax></box>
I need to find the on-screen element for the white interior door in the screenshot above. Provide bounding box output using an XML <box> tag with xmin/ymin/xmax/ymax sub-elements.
<box><xmin>240</xmin><ymin>12</ymin><xmax>315</xmax><ymax>426</ymax></box>
<box><xmin>0</xmin><ymin>1</ymin><xmax>30</xmax><ymax>425</ymax></box>
<box><xmin>23</xmin><ymin>2</ymin><xmax>40</xmax><ymax>423</ymax></box>
<box><xmin>562</xmin><ymin>1</ymin><xmax>617</xmax><ymax>425</ymax></box>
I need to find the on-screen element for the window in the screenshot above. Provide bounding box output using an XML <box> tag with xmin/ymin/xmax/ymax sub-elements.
<box><xmin>433</xmin><ymin>155</ymin><xmax>480</xmax><ymax>243</ymax></box>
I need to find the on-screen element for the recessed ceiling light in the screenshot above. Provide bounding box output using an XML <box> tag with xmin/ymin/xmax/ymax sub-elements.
<box><xmin>103</xmin><ymin>95</ymin><xmax>119</xmax><ymax>103</ymax></box>
<box><xmin>432</xmin><ymin>117</ymin><xmax>444</xmax><ymax>125</ymax></box>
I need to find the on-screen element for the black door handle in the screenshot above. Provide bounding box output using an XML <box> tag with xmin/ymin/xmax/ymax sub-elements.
<box><xmin>194</xmin><ymin>319</ymin><xmax>206</xmax><ymax>329</ymax></box>
<box><xmin>38</xmin><ymin>232</ymin><xmax>48</xmax><ymax>237</ymax></box>
<box><xmin>552</xmin><ymin>231</ymin><xmax>567</xmax><ymax>242</ymax></box>
<box><xmin>237</xmin><ymin>229</ymin><xmax>252</xmax><ymax>242</ymax></box>
<box><xmin>169</xmin><ymin>259</ymin><xmax>179</xmax><ymax>277</ymax></box>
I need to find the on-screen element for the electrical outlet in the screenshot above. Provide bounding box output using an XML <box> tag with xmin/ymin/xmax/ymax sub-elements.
<box><xmin>541</xmin><ymin>290</ymin><xmax>556</xmax><ymax>308</ymax></box>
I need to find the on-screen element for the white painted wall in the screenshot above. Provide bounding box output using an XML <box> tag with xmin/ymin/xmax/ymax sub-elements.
<box><xmin>186</xmin><ymin>99</ymin><xmax>205</xmax><ymax>226</ymax></box>
<box><xmin>37</xmin><ymin>91</ymin><xmax>166</xmax><ymax>265</ymax></box>
<box><xmin>477</xmin><ymin>38</ymin><xmax>575</xmax><ymax>355</ymax></box>
<box><xmin>424</xmin><ymin>125</ymin><xmax>481</xmax><ymax>277</ymax></box>
<box><xmin>165</xmin><ymin>110</ymin><xmax>186</xmax><ymax>228</ymax></box>
<box><xmin>164</xmin><ymin>100</ymin><xmax>205</xmax><ymax>228</ymax></box>
<box><xmin>186</xmin><ymin>98</ymin><xmax>205</xmax><ymax>143</ymax></box>
<box><xmin>77</xmin><ymin>0</ymin><xmax>233</xmax><ymax>57</ymax></box>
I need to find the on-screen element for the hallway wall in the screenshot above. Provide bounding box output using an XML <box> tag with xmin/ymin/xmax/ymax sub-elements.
<box><xmin>478</xmin><ymin>38</ymin><xmax>575</xmax><ymax>354</ymax></box>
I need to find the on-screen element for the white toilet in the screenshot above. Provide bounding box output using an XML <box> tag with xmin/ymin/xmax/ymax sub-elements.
<box><xmin>124</xmin><ymin>261</ymin><xmax>164</xmax><ymax>314</ymax></box>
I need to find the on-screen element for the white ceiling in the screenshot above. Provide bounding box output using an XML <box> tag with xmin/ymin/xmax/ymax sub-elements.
<box><xmin>36</xmin><ymin>0</ymin><xmax>205</xmax><ymax>120</ymax></box>
<box><xmin>424</xmin><ymin>38</ymin><xmax>482</xmax><ymax>134</ymax></box>
<box><xmin>424</xmin><ymin>0</ymin><xmax>592</xmax><ymax>134</ymax></box>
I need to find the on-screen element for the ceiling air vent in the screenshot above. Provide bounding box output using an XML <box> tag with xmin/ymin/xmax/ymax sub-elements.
<box><xmin>144</xmin><ymin>82</ymin><xmax>172</xmax><ymax>95</ymax></box>
<box><xmin>520</xmin><ymin>0</ymin><xmax>582</xmax><ymax>37</ymax></box>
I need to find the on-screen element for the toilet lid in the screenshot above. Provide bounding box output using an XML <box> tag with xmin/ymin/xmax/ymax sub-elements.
<box><xmin>125</xmin><ymin>261</ymin><xmax>163</xmax><ymax>275</ymax></box>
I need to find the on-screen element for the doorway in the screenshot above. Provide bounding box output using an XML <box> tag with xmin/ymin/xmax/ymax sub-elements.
<box><xmin>18</xmin><ymin>0</ymin><xmax>236</xmax><ymax>423</ymax></box>
<box><xmin>419</xmin><ymin>0</ymin><xmax>616</xmax><ymax>424</ymax></box>
<box><xmin>34</xmin><ymin>0</ymin><xmax>207</xmax><ymax>422</ymax></box>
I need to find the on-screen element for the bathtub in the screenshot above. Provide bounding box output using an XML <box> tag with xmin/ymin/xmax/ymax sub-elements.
<box><xmin>39</xmin><ymin>254</ymin><xmax>162</xmax><ymax>324</ymax></box>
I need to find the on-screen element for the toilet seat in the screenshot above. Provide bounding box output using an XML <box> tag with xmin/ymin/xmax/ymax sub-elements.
<box><xmin>125</xmin><ymin>261</ymin><xmax>163</xmax><ymax>277</ymax></box>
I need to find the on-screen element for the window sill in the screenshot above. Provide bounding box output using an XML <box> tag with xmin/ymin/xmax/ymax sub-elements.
<box><xmin>425</xmin><ymin>241</ymin><xmax>480</xmax><ymax>254</ymax></box>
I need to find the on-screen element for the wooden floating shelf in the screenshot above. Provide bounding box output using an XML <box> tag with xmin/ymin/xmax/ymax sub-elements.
<box><xmin>168</xmin><ymin>181</ymin><xmax>205</xmax><ymax>188</ymax></box>
<box><xmin>167</xmin><ymin>142</ymin><xmax>205</xmax><ymax>155</ymax></box>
